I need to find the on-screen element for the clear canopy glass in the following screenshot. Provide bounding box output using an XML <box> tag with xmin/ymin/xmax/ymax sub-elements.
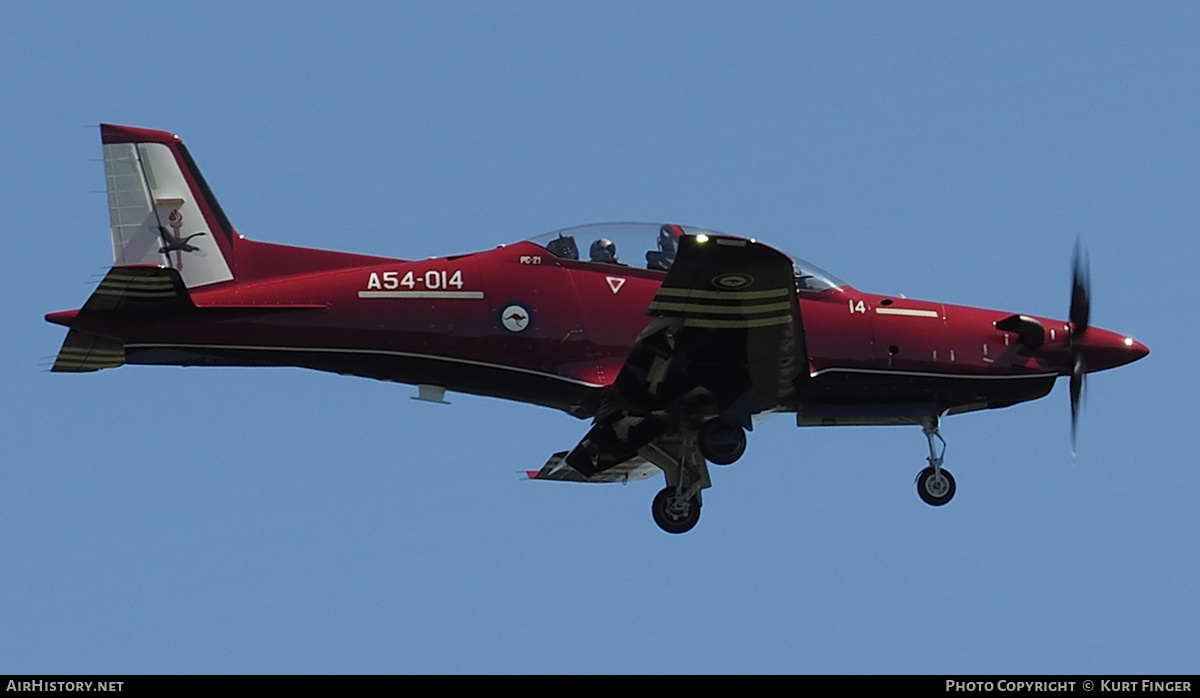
<box><xmin>526</xmin><ymin>222</ymin><xmax>846</xmax><ymax>292</ymax></box>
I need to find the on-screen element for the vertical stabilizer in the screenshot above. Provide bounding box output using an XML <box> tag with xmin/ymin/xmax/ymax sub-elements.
<box><xmin>101</xmin><ymin>124</ymin><xmax>235</xmax><ymax>288</ymax></box>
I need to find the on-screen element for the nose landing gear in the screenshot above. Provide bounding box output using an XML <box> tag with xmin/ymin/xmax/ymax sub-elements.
<box><xmin>915</xmin><ymin>416</ymin><xmax>955</xmax><ymax>506</ymax></box>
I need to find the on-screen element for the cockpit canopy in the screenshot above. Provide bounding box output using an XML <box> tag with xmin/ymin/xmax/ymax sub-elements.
<box><xmin>527</xmin><ymin>222</ymin><xmax>846</xmax><ymax>292</ymax></box>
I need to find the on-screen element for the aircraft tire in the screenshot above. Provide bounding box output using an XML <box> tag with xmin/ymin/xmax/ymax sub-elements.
<box><xmin>916</xmin><ymin>466</ymin><xmax>956</xmax><ymax>506</ymax></box>
<box><xmin>698</xmin><ymin>420</ymin><xmax>747</xmax><ymax>466</ymax></box>
<box><xmin>651</xmin><ymin>487</ymin><xmax>701</xmax><ymax>534</ymax></box>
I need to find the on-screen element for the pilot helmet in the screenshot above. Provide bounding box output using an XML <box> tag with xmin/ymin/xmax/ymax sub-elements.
<box><xmin>590</xmin><ymin>238</ymin><xmax>617</xmax><ymax>263</ymax></box>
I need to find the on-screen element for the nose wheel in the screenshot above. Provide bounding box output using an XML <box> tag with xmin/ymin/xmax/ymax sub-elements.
<box><xmin>916</xmin><ymin>465</ymin><xmax>956</xmax><ymax>506</ymax></box>
<box><xmin>915</xmin><ymin>416</ymin><xmax>956</xmax><ymax>506</ymax></box>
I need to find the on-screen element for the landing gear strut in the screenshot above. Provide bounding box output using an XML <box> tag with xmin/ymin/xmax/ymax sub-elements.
<box><xmin>645</xmin><ymin>430</ymin><xmax>711</xmax><ymax>534</ymax></box>
<box><xmin>915</xmin><ymin>416</ymin><xmax>955</xmax><ymax>506</ymax></box>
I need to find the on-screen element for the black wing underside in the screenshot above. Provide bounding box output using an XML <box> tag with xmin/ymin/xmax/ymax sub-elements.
<box><xmin>527</xmin><ymin>450</ymin><xmax>661</xmax><ymax>483</ymax></box>
<box><xmin>558</xmin><ymin>234</ymin><xmax>808</xmax><ymax>479</ymax></box>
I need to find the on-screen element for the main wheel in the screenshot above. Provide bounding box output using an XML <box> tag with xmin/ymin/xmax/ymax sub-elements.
<box><xmin>651</xmin><ymin>486</ymin><xmax>701</xmax><ymax>534</ymax></box>
<box><xmin>698</xmin><ymin>420</ymin><xmax>747</xmax><ymax>465</ymax></box>
<box><xmin>916</xmin><ymin>466</ymin><xmax>956</xmax><ymax>506</ymax></box>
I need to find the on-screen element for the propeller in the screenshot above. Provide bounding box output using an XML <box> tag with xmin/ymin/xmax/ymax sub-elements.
<box><xmin>1068</xmin><ymin>240</ymin><xmax>1090</xmax><ymax>453</ymax></box>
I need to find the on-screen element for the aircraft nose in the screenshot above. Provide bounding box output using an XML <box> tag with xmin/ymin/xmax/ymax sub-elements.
<box><xmin>1125</xmin><ymin>336</ymin><xmax>1150</xmax><ymax>362</ymax></box>
<box><xmin>1077</xmin><ymin>328</ymin><xmax>1149</xmax><ymax>372</ymax></box>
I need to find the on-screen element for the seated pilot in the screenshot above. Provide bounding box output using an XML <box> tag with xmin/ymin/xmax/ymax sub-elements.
<box><xmin>589</xmin><ymin>238</ymin><xmax>623</xmax><ymax>265</ymax></box>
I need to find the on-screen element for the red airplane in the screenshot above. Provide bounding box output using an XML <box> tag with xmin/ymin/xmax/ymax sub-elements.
<box><xmin>46</xmin><ymin>124</ymin><xmax>1148</xmax><ymax>534</ymax></box>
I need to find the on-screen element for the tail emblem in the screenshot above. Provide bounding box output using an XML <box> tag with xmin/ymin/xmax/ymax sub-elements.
<box><xmin>157</xmin><ymin>209</ymin><xmax>208</xmax><ymax>270</ymax></box>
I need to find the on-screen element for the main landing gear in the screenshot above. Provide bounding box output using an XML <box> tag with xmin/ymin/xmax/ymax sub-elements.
<box><xmin>652</xmin><ymin>486</ymin><xmax>701</xmax><ymax>534</ymax></box>
<box><xmin>697</xmin><ymin>420</ymin><xmax>747</xmax><ymax>466</ymax></box>
<box><xmin>650</xmin><ymin>440</ymin><xmax>708</xmax><ymax>534</ymax></box>
<box><xmin>649</xmin><ymin>420</ymin><xmax>741</xmax><ymax>534</ymax></box>
<box><xmin>915</xmin><ymin>416</ymin><xmax>956</xmax><ymax>506</ymax></box>
<box><xmin>647</xmin><ymin>415</ymin><xmax>960</xmax><ymax>532</ymax></box>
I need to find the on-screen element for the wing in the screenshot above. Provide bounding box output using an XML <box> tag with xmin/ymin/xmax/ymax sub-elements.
<box><xmin>526</xmin><ymin>451</ymin><xmax>661</xmax><ymax>484</ymax></box>
<box><xmin>562</xmin><ymin>233</ymin><xmax>808</xmax><ymax>477</ymax></box>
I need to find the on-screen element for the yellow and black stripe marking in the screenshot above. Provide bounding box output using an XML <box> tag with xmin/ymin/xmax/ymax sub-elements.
<box><xmin>81</xmin><ymin>267</ymin><xmax>189</xmax><ymax>314</ymax></box>
<box><xmin>93</xmin><ymin>273</ymin><xmax>177</xmax><ymax>299</ymax></box>
<box><xmin>51</xmin><ymin>330</ymin><xmax>125</xmax><ymax>373</ymax></box>
<box><xmin>648</xmin><ymin>286</ymin><xmax>794</xmax><ymax>329</ymax></box>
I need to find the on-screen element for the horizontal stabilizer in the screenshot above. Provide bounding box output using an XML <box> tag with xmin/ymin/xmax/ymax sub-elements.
<box><xmin>51</xmin><ymin>329</ymin><xmax>125</xmax><ymax>373</ymax></box>
<box><xmin>80</xmin><ymin>266</ymin><xmax>194</xmax><ymax>315</ymax></box>
<box><xmin>45</xmin><ymin>267</ymin><xmax>326</xmax><ymax>345</ymax></box>
<box><xmin>527</xmin><ymin>451</ymin><xmax>660</xmax><ymax>484</ymax></box>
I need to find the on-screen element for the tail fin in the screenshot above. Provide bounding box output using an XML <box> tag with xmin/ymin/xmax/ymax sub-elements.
<box><xmin>101</xmin><ymin>124</ymin><xmax>236</xmax><ymax>289</ymax></box>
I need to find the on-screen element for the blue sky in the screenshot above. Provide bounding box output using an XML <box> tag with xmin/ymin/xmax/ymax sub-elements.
<box><xmin>2</xmin><ymin>2</ymin><xmax>1196</xmax><ymax>673</ymax></box>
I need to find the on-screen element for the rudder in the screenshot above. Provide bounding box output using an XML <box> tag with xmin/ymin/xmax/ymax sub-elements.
<box><xmin>101</xmin><ymin>124</ymin><xmax>236</xmax><ymax>289</ymax></box>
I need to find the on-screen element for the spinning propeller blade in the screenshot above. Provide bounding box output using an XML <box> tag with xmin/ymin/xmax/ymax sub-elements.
<box><xmin>1070</xmin><ymin>355</ymin><xmax>1085</xmax><ymax>454</ymax></box>
<box><xmin>1068</xmin><ymin>240</ymin><xmax>1091</xmax><ymax>454</ymax></box>
<box><xmin>1070</xmin><ymin>240</ymin><xmax>1090</xmax><ymax>337</ymax></box>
